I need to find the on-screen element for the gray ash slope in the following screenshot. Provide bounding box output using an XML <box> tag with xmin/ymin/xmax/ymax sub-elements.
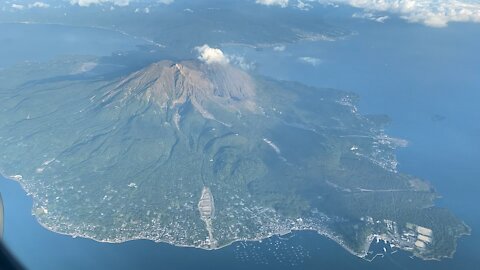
<box><xmin>0</xmin><ymin>58</ymin><xmax>469</xmax><ymax>259</ymax></box>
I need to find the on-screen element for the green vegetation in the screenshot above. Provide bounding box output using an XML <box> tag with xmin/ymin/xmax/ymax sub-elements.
<box><xmin>0</xmin><ymin>57</ymin><xmax>469</xmax><ymax>259</ymax></box>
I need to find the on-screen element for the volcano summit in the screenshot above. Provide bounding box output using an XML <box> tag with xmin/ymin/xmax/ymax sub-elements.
<box><xmin>104</xmin><ymin>60</ymin><xmax>257</xmax><ymax>121</ymax></box>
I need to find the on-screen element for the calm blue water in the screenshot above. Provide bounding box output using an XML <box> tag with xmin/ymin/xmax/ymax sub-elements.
<box><xmin>1</xmin><ymin>16</ymin><xmax>479</xmax><ymax>270</ymax></box>
<box><xmin>0</xmin><ymin>23</ymin><xmax>142</xmax><ymax>69</ymax></box>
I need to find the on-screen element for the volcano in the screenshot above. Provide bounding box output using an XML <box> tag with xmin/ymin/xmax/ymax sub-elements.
<box><xmin>0</xmin><ymin>57</ymin><xmax>469</xmax><ymax>258</ymax></box>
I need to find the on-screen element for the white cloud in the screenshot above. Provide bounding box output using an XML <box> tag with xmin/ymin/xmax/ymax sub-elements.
<box><xmin>11</xmin><ymin>4</ymin><xmax>25</xmax><ymax>10</ymax></box>
<box><xmin>297</xmin><ymin>0</ymin><xmax>313</xmax><ymax>10</ymax></box>
<box><xmin>134</xmin><ymin>7</ymin><xmax>150</xmax><ymax>13</ymax></box>
<box><xmin>69</xmin><ymin>0</ymin><xmax>173</xmax><ymax>6</ymax></box>
<box><xmin>320</xmin><ymin>0</ymin><xmax>480</xmax><ymax>27</ymax></box>
<box><xmin>195</xmin><ymin>45</ymin><xmax>253</xmax><ymax>69</ymax></box>
<box><xmin>352</xmin><ymin>12</ymin><xmax>389</xmax><ymax>23</ymax></box>
<box><xmin>70</xmin><ymin>0</ymin><xmax>130</xmax><ymax>7</ymax></box>
<box><xmin>273</xmin><ymin>45</ymin><xmax>286</xmax><ymax>51</ymax></box>
<box><xmin>298</xmin><ymin>56</ymin><xmax>322</xmax><ymax>66</ymax></box>
<box><xmin>228</xmin><ymin>55</ymin><xmax>255</xmax><ymax>70</ymax></box>
<box><xmin>256</xmin><ymin>0</ymin><xmax>290</xmax><ymax>8</ymax></box>
<box><xmin>195</xmin><ymin>44</ymin><xmax>230</xmax><ymax>65</ymax></box>
<box><xmin>28</xmin><ymin>2</ymin><xmax>50</xmax><ymax>8</ymax></box>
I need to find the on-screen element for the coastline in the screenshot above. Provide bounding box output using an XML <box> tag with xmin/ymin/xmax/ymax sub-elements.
<box><xmin>0</xmin><ymin>170</ymin><xmax>472</xmax><ymax>261</ymax></box>
<box><xmin>0</xmin><ymin>170</ymin><xmax>367</xmax><ymax>256</ymax></box>
<box><xmin>0</xmin><ymin>170</ymin><xmax>469</xmax><ymax>262</ymax></box>
<box><xmin>0</xmin><ymin>21</ymin><xmax>160</xmax><ymax>49</ymax></box>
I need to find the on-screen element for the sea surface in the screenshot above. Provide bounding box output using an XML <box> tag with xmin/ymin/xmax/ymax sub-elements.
<box><xmin>0</xmin><ymin>13</ymin><xmax>479</xmax><ymax>270</ymax></box>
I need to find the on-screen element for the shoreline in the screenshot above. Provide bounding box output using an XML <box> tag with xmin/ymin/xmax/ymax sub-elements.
<box><xmin>0</xmin><ymin>170</ymin><xmax>367</xmax><ymax>256</ymax></box>
<box><xmin>0</xmin><ymin>21</ymin><xmax>163</xmax><ymax>49</ymax></box>
<box><xmin>0</xmin><ymin>171</ymin><xmax>469</xmax><ymax>261</ymax></box>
